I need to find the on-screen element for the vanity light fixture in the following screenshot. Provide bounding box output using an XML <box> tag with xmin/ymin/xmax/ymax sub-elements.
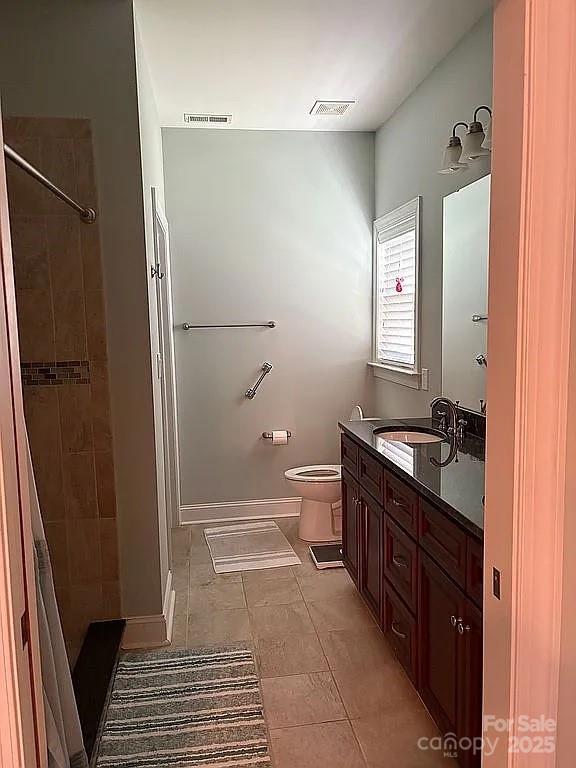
<box><xmin>438</xmin><ymin>122</ymin><xmax>469</xmax><ymax>174</ymax></box>
<box><xmin>461</xmin><ymin>106</ymin><xmax>492</xmax><ymax>161</ymax></box>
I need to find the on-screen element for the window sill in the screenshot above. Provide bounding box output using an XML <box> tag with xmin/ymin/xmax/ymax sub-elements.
<box><xmin>367</xmin><ymin>361</ymin><xmax>421</xmax><ymax>390</ymax></box>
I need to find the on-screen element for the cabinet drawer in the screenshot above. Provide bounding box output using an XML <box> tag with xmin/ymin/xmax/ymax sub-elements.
<box><xmin>466</xmin><ymin>537</ymin><xmax>483</xmax><ymax>608</ymax></box>
<box><xmin>384</xmin><ymin>515</ymin><xmax>418</xmax><ymax>614</ymax></box>
<box><xmin>341</xmin><ymin>435</ymin><xmax>359</xmax><ymax>476</ymax></box>
<box><xmin>384</xmin><ymin>472</ymin><xmax>418</xmax><ymax>537</ymax></box>
<box><xmin>383</xmin><ymin>582</ymin><xmax>418</xmax><ymax>684</ymax></box>
<box><xmin>358</xmin><ymin>448</ymin><xmax>384</xmax><ymax>501</ymax></box>
<box><xmin>419</xmin><ymin>500</ymin><xmax>467</xmax><ymax>588</ymax></box>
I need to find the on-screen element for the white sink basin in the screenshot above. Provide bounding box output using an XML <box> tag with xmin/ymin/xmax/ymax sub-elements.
<box><xmin>374</xmin><ymin>430</ymin><xmax>444</xmax><ymax>444</ymax></box>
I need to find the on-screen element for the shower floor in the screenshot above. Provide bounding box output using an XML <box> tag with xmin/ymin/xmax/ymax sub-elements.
<box><xmin>168</xmin><ymin>519</ymin><xmax>452</xmax><ymax>767</ymax></box>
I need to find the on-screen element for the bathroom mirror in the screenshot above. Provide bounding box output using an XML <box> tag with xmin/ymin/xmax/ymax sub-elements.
<box><xmin>442</xmin><ymin>174</ymin><xmax>490</xmax><ymax>413</ymax></box>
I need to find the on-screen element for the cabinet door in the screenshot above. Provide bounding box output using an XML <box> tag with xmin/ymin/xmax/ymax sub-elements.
<box><xmin>418</xmin><ymin>552</ymin><xmax>466</xmax><ymax>738</ymax></box>
<box><xmin>341</xmin><ymin>471</ymin><xmax>360</xmax><ymax>585</ymax></box>
<box><xmin>459</xmin><ymin>599</ymin><xmax>483</xmax><ymax>768</ymax></box>
<box><xmin>359</xmin><ymin>490</ymin><xmax>383</xmax><ymax>623</ymax></box>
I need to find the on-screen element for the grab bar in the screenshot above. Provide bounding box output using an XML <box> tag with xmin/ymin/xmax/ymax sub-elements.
<box><xmin>245</xmin><ymin>362</ymin><xmax>273</xmax><ymax>399</ymax></box>
<box><xmin>182</xmin><ymin>321</ymin><xmax>276</xmax><ymax>330</ymax></box>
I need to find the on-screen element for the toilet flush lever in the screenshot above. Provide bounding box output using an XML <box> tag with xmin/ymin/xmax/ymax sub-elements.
<box><xmin>245</xmin><ymin>362</ymin><xmax>273</xmax><ymax>399</ymax></box>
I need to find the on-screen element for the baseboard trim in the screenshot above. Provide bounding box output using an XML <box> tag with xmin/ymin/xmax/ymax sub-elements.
<box><xmin>180</xmin><ymin>496</ymin><xmax>302</xmax><ymax>525</ymax></box>
<box><xmin>122</xmin><ymin>569</ymin><xmax>176</xmax><ymax>650</ymax></box>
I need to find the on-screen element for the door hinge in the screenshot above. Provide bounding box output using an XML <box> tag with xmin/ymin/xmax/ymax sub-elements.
<box><xmin>21</xmin><ymin>610</ymin><xmax>29</xmax><ymax>648</ymax></box>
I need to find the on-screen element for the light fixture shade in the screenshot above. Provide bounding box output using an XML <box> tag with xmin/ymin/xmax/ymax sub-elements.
<box><xmin>438</xmin><ymin>138</ymin><xmax>467</xmax><ymax>174</ymax></box>
<box><xmin>481</xmin><ymin>116</ymin><xmax>492</xmax><ymax>150</ymax></box>
<box><xmin>462</xmin><ymin>121</ymin><xmax>490</xmax><ymax>161</ymax></box>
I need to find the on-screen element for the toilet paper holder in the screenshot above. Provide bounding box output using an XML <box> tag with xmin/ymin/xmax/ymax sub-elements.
<box><xmin>262</xmin><ymin>431</ymin><xmax>292</xmax><ymax>440</ymax></box>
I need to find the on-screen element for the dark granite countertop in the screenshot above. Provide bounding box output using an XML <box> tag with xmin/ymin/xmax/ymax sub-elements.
<box><xmin>339</xmin><ymin>417</ymin><xmax>485</xmax><ymax>540</ymax></box>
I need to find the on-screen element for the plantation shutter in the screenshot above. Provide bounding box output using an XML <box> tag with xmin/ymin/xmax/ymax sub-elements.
<box><xmin>374</xmin><ymin>198</ymin><xmax>420</xmax><ymax>370</ymax></box>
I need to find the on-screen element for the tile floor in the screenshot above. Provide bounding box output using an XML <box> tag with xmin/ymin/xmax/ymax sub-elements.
<box><xmin>169</xmin><ymin>519</ymin><xmax>455</xmax><ymax>767</ymax></box>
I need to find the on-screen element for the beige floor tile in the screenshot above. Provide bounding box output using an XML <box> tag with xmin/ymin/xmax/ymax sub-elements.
<box><xmin>172</xmin><ymin>561</ymin><xmax>190</xmax><ymax>594</ymax></box>
<box><xmin>332</xmin><ymin>661</ymin><xmax>418</xmax><ymax>720</ymax></box>
<box><xmin>170</xmin><ymin>526</ymin><xmax>191</xmax><ymax>561</ymax></box>
<box><xmin>189</xmin><ymin>564</ymin><xmax>242</xmax><ymax>587</ymax></box>
<box><xmin>307</xmin><ymin>594</ymin><xmax>376</xmax><ymax>633</ymax></box>
<box><xmin>262</xmin><ymin>672</ymin><xmax>346</xmax><ymax>728</ymax></box>
<box><xmin>189</xmin><ymin>581</ymin><xmax>246</xmax><ymax>611</ymax></box>
<box><xmin>173</xmin><ymin>589</ymin><xmax>188</xmax><ymax>620</ymax></box>
<box><xmin>290</xmin><ymin>557</ymin><xmax>322</xmax><ymax>578</ymax></box>
<box><xmin>270</xmin><ymin>721</ymin><xmax>366</xmax><ymax>768</ymax></box>
<box><xmin>187</xmin><ymin>608</ymin><xmax>251</xmax><ymax>646</ymax></box>
<box><xmin>165</xmin><ymin>614</ymin><xmax>187</xmax><ymax>650</ymax></box>
<box><xmin>275</xmin><ymin>517</ymin><xmax>299</xmax><ymax>535</ymax></box>
<box><xmin>351</xmin><ymin>706</ymin><xmax>457</xmax><ymax>767</ymax></box>
<box><xmin>244</xmin><ymin>578</ymin><xmax>303</xmax><ymax>608</ymax></box>
<box><xmin>318</xmin><ymin>628</ymin><xmax>395</xmax><ymax>671</ymax></box>
<box><xmin>242</xmin><ymin>566</ymin><xmax>296</xmax><ymax>584</ymax></box>
<box><xmin>249</xmin><ymin>602</ymin><xmax>315</xmax><ymax>639</ymax></box>
<box><xmin>256</xmin><ymin>633</ymin><xmax>328</xmax><ymax>678</ymax></box>
<box><xmin>296</xmin><ymin>569</ymin><xmax>357</xmax><ymax>602</ymax></box>
<box><xmin>188</xmin><ymin>543</ymin><xmax>213</xmax><ymax>566</ymax></box>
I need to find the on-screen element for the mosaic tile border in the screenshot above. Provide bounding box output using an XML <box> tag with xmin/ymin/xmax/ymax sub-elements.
<box><xmin>21</xmin><ymin>360</ymin><xmax>90</xmax><ymax>386</ymax></box>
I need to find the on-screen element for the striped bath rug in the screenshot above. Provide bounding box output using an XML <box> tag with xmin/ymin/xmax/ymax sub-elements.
<box><xmin>204</xmin><ymin>520</ymin><xmax>301</xmax><ymax>573</ymax></box>
<box><xmin>95</xmin><ymin>645</ymin><xmax>271</xmax><ymax>768</ymax></box>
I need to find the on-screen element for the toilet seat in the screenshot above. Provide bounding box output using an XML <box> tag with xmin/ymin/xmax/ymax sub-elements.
<box><xmin>284</xmin><ymin>464</ymin><xmax>341</xmax><ymax>483</ymax></box>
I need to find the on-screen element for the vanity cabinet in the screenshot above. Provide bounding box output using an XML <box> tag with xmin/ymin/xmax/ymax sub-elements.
<box><xmin>341</xmin><ymin>434</ymin><xmax>483</xmax><ymax>768</ymax></box>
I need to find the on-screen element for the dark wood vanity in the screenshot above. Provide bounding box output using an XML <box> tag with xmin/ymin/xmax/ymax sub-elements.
<box><xmin>341</xmin><ymin>426</ymin><xmax>484</xmax><ymax>768</ymax></box>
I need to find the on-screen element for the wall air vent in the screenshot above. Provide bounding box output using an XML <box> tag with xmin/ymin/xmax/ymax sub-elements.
<box><xmin>309</xmin><ymin>100</ymin><xmax>355</xmax><ymax>116</ymax></box>
<box><xmin>183</xmin><ymin>113</ymin><xmax>232</xmax><ymax>126</ymax></box>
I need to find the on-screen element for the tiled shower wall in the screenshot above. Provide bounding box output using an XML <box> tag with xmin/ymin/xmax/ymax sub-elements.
<box><xmin>4</xmin><ymin>117</ymin><xmax>121</xmax><ymax>662</ymax></box>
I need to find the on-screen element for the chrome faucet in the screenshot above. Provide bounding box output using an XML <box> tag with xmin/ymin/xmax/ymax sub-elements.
<box><xmin>430</xmin><ymin>396</ymin><xmax>459</xmax><ymax>436</ymax></box>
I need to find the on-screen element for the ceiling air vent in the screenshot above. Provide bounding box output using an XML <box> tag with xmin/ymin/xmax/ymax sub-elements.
<box><xmin>309</xmin><ymin>100</ymin><xmax>355</xmax><ymax>117</ymax></box>
<box><xmin>183</xmin><ymin>113</ymin><xmax>232</xmax><ymax>126</ymax></box>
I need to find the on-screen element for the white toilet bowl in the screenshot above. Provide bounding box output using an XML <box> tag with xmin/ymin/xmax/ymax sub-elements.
<box><xmin>284</xmin><ymin>465</ymin><xmax>342</xmax><ymax>542</ymax></box>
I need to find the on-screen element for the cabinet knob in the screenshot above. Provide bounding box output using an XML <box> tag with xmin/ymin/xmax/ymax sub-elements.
<box><xmin>392</xmin><ymin>555</ymin><xmax>409</xmax><ymax>569</ymax></box>
<box><xmin>457</xmin><ymin>620</ymin><xmax>471</xmax><ymax>634</ymax></box>
<box><xmin>450</xmin><ymin>615</ymin><xmax>458</xmax><ymax>627</ymax></box>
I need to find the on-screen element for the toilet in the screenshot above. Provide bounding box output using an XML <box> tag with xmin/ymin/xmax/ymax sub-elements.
<box><xmin>284</xmin><ymin>465</ymin><xmax>342</xmax><ymax>542</ymax></box>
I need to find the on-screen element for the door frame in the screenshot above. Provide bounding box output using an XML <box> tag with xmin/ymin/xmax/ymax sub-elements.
<box><xmin>0</xmin><ymin>108</ymin><xmax>46</xmax><ymax>767</ymax></box>
<box><xmin>484</xmin><ymin>0</ymin><xmax>576</xmax><ymax>763</ymax></box>
<box><xmin>151</xmin><ymin>187</ymin><xmax>181</xmax><ymax>531</ymax></box>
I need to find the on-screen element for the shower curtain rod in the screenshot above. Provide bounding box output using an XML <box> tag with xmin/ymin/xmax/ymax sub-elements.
<box><xmin>3</xmin><ymin>143</ymin><xmax>97</xmax><ymax>223</ymax></box>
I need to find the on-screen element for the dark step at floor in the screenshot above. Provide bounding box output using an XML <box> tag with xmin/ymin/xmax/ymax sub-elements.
<box><xmin>72</xmin><ymin>620</ymin><xmax>125</xmax><ymax>761</ymax></box>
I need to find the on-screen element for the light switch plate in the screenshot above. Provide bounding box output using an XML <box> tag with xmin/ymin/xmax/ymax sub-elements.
<box><xmin>421</xmin><ymin>368</ymin><xmax>429</xmax><ymax>391</ymax></box>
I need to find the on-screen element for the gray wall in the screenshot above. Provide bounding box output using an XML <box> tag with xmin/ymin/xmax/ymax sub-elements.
<box><xmin>163</xmin><ymin>129</ymin><xmax>375</xmax><ymax>507</ymax></box>
<box><xmin>134</xmin><ymin>15</ymin><xmax>170</xmax><ymax>600</ymax></box>
<box><xmin>0</xmin><ymin>0</ymin><xmax>164</xmax><ymax>617</ymax></box>
<box><xmin>374</xmin><ymin>13</ymin><xmax>492</xmax><ymax>417</ymax></box>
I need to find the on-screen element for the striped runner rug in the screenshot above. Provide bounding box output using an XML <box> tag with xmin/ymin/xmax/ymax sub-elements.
<box><xmin>95</xmin><ymin>645</ymin><xmax>272</xmax><ymax>768</ymax></box>
<box><xmin>204</xmin><ymin>521</ymin><xmax>301</xmax><ymax>574</ymax></box>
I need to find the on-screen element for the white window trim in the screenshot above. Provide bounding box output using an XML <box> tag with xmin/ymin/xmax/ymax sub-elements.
<box><xmin>370</xmin><ymin>196</ymin><xmax>422</xmax><ymax>389</ymax></box>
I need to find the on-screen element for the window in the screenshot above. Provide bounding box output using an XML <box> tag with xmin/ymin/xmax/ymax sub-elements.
<box><xmin>372</xmin><ymin>197</ymin><xmax>421</xmax><ymax>382</ymax></box>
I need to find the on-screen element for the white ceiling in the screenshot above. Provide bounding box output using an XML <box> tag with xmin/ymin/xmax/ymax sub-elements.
<box><xmin>135</xmin><ymin>0</ymin><xmax>491</xmax><ymax>131</ymax></box>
